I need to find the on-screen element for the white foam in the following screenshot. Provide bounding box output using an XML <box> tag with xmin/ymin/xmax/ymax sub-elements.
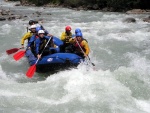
<box><xmin>136</xmin><ymin>99</ymin><xmax>150</xmax><ymax>113</ymax></box>
<box><xmin>0</xmin><ymin>65</ymin><xmax>8</xmax><ymax>80</ymax></box>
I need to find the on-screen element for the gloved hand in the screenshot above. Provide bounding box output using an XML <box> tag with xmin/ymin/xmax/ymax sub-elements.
<box><xmin>37</xmin><ymin>54</ymin><xmax>41</xmax><ymax>59</ymax></box>
<box><xmin>21</xmin><ymin>44</ymin><xmax>24</xmax><ymax>49</ymax></box>
<box><xmin>69</xmin><ymin>38</ymin><xmax>75</xmax><ymax>44</ymax></box>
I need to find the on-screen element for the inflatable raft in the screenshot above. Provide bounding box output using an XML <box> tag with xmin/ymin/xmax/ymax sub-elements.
<box><xmin>25</xmin><ymin>37</ymin><xmax>83</xmax><ymax>73</ymax></box>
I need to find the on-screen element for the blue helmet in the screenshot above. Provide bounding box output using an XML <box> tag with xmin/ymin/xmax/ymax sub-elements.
<box><xmin>76</xmin><ymin>32</ymin><xmax>82</xmax><ymax>37</ymax></box>
<box><xmin>75</xmin><ymin>28</ymin><xmax>81</xmax><ymax>34</ymax></box>
<box><xmin>36</xmin><ymin>27</ymin><xmax>42</xmax><ymax>32</ymax></box>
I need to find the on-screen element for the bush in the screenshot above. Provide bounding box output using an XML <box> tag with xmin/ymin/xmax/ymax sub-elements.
<box><xmin>107</xmin><ymin>0</ymin><xmax>140</xmax><ymax>11</ymax></box>
<box><xmin>7</xmin><ymin>0</ymin><xmax>147</xmax><ymax>11</ymax></box>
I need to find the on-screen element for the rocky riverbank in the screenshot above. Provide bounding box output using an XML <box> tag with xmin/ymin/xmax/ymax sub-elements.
<box><xmin>5</xmin><ymin>0</ymin><xmax>150</xmax><ymax>11</ymax></box>
<box><xmin>1</xmin><ymin>0</ymin><xmax>150</xmax><ymax>23</ymax></box>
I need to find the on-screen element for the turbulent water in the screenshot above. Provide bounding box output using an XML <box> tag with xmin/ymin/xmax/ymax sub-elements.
<box><xmin>0</xmin><ymin>0</ymin><xmax>150</xmax><ymax>113</ymax></box>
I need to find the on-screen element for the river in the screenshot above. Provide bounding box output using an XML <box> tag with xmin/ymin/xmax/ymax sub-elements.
<box><xmin>0</xmin><ymin>0</ymin><xmax>150</xmax><ymax>113</ymax></box>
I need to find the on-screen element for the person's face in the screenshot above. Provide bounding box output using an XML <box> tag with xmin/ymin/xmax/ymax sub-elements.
<box><xmin>76</xmin><ymin>36</ymin><xmax>82</xmax><ymax>41</ymax></box>
<box><xmin>31</xmin><ymin>28</ymin><xmax>36</xmax><ymax>33</ymax></box>
<box><xmin>39</xmin><ymin>33</ymin><xmax>44</xmax><ymax>38</ymax></box>
<box><xmin>66</xmin><ymin>30</ymin><xmax>71</xmax><ymax>34</ymax></box>
<box><xmin>29</xmin><ymin>22</ymin><xmax>35</xmax><ymax>26</ymax></box>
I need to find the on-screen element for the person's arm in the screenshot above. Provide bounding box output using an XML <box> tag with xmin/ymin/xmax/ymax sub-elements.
<box><xmin>35</xmin><ymin>38</ymin><xmax>40</xmax><ymax>55</ymax></box>
<box><xmin>27</xmin><ymin>35</ymin><xmax>35</xmax><ymax>48</ymax></box>
<box><xmin>69</xmin><ymin>37</ymin><xmax>76</xmax><ymax>44</ymax></box>
<box><xmin>82</xmin><ymin>40</ymin><xmax>90</xmax><ymax>56</ymax></box>
<box><xmin>60</xmin><ymin>32</ymin><xmax>66</xmax><ymax>41</ymax></box>
<box><xmin>20</xmin><ymin>32</ymin><xmax>32</xmax><ymax>48</ymax></box>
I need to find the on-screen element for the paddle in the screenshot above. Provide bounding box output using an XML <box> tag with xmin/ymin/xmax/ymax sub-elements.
<box><xmin>6</xmin><ymin>48</ymin><xmax>21</xmax><ymax>55</ymax></box>
<box><xmin>75</xmin><ymin>39</ymin><xmax>95</xmax><ymax>66</ymax></box>
<box><xmin>26</xmin><ymin>36</ymin><xmax>52</xmax><ymax>78</ymax></box>
<box><xmin>13</xmin><ymin>50</ymin><xmax>26</xmax><ymax>61</ymax></box>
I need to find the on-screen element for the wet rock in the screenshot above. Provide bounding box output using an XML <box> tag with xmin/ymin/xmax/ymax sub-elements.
<box><xmin>0</xmin><ymin>16</ymin><xmax>6</xmax><ymax>21</ymax></box>
<box><xmin>126</xmin><ymin>9</ymin><xmax>150</xmax><ymax>14</ymax></box>
<box><xmin>76</xmin><ymin>6</ymin><xmax>85</xmax><ymax>11</ymax></box>
<box><xmin>7</xmin><ymin>15</ymin><xmax>22</xmax><ymax>20</ymax></box>
<box><xmin>143</xmin><ymin>16</ymin><xmax>150</xmax><ymax>23</ymax></box>
<box><xmin>46</xmin><ymin>13</ymin><xmax>52</xmax><ymax>15</ymax></box>
<box><xmin>15</xmin><ymin>15</ymin><xmax>22</xmax><ymax>19</ymax></box>
<box><xmin>35</xmin><ymin>11</ymin><xmax>41</xmax><ymax>15</ymax></box>
<box><xmin>8</xmin><ymin>16</ymin><xmax>16</xmax><ymax>20</ymax></box>
<box><xmin>102</xmin><ymin>7</ymin><xmax>109</xmax><ymax>12</ymax></box>
<box><xmin>102</xmin><ymin>7</ymin><xmax>114</xmax><ymax>12</ymax></box>
<box><xmin>93</xmin><ymin>4</ymin><xmax>99</xmax><ymax>10</ymax></box>
<box><xmin>123</xmin><ymin>17</ymin><xmax>136</xmax><ymax>23</ymax></box>
<box><xmin>15</xmin><ymin>3</ymin><xmax>21</xmax><ymax>6</ymax></box>
<box><xmin>1</xmin><ymin>9</ymin><xmax>10</xmax><ymax>15</ymax></box>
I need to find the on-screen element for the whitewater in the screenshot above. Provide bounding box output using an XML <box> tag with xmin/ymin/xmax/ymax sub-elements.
<box><xmin>0</xmin><ymin>0</ymin><xmax>150</xmax><ymax>113</ymax></box>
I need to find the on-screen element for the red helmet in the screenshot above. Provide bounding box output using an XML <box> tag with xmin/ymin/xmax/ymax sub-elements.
<box><xmin>65</xmin><ymin>26</ymin><xmax>71</xmax><ymax>31</ymax></box>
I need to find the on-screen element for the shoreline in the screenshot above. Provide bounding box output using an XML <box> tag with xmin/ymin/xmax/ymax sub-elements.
<box><xmin>1</xmin><ymin>1</ymin><xmax>150</xmax><ymax>23</ymax></box>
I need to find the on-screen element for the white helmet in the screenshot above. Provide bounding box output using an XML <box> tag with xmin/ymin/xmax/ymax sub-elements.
<box><xmin>30</xmin><ymin>25</ymin><xmax>36</xmax><ymax>29</ymax></box>
<box><xmin>38</xmin><ymin>30</ymin><xmax>45</xmax><ymax>34</ymax></box>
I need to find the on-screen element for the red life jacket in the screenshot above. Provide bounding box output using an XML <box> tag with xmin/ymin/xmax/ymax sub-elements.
<box><xmin>74</xmin><ymin>40</ymin><xmax>86</xmax><ymax>52</ymax></box>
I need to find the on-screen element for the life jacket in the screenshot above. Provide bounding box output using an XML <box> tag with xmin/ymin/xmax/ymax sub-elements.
<box><xmin>39</xmin><ymin>38</ymin><xmax>47</xmax><ymax>50</ymax></box>
<box><xmin>74</xmin><ymin>40</ymin><xmax>86</xmax><ymax>52</ymax></box>
<box><xmin>32</xmin><ymin>35</ymin><xmax>40</xmax><ymax>47</ymax></box>
<box><xmin>64</xmin><ymin>32</ymin><xmax>72</xmax><ymax>43</ymax></box>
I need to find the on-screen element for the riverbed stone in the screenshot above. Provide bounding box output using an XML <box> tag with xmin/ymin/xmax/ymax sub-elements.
<box><xmin>126</xmin><ymin>9</ymin><xmax>150</xmax><ymax>14</ymax></box>
<box><xmin>143</xmin><ymin>16</ymin><xmax>150</xmax><ymax>23</ymax></box>
<box><xmin>123</xmin><ymin>17</ymin><xmax>136</xmax><ymax>23</ymax></box>
<box><xmin>0</xmin><ymin>16</ymin><xmax>6</xmax><ymax>21</ymax></box>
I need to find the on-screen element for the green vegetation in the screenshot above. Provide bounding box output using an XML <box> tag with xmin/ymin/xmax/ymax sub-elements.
<box><xmin>8</xmin><ymin>0</ymin><xmax>150</xmax><ymax>11</ymax></box>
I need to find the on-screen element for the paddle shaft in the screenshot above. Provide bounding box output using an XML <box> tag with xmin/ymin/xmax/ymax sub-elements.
<box><xmin>75</xmin><ymin>39</ymin><xmax>95</xmax><ymax>66</ymax></box>
<box><xmin>35</xmin><ymin>36</ymin><xmax>52</xmax><ymax>64</ymax></box>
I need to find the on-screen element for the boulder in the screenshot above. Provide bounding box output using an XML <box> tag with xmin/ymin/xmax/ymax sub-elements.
<box><xmin>0</xmin><ymin>16</ymin><xmax>6</xmax><ymax>21</ymax></box>
<box><xmin>1</xmin><ymin>9</ymin><xmax>10</xmax><ymax>15</ymax></box>
<box><xmin>15</xmin><ymin>3</ymin><xmax>21</xmax><ymax>6</ymax></box>
<box><xmin>143</xmin><ymin>16</ymin><xmax>150</xmax><ymax>23</ymax></box>
<box><xmin>126</xmin><ymin>9</ymin><xmax>150</xmax><ymax>14</ymax></box>
<box><xmin>123</xmin><ymin>17</ymin><xmax>136</xmax><ymax>23</ymax></box>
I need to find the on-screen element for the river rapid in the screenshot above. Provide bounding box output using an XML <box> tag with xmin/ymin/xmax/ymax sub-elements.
<box><xmin>0</xmin><ymin>0</ymin><xmax>150</xmax><ymax>113</ymax></box>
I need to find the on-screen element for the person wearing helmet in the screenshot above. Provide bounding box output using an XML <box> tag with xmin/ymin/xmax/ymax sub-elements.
<box><xmin>27</xmin><ymin>27</ymin><xmax>41</xmax><ymax>50</ymax></box>
<box><xmin>73</xmin><ymin>32</ymin><xmax>90</xmax><ymax>58</ymax></box>
<box><xmin>29</xmin><ymin>20</ymin><xmax>41</xmax><ymax>28</ymax></box>
<box><xmin>75</xmin><ymin>28</ymin><xmax>81</xmax><ymax>34</ymax></box>
<box><xmin>60</xmin><ymin>26</ymin><xmax>74</xmax><ymax>52</ymax></box>
<box><xmin>28</xmin><ymin>20</ymin><xmax>50</xmax><ymax>36</ymax></box>
<box><xmin>35</xmin><ymin>30</ymin><xmax>54</xmax><ymax>59</ymax></box>
<box><xmin>29</xmin><ymin>20</ymin><xmax>36</xmax><ymax>25</ymax></box>
<box><xmin>20</xmin><ymin>24</ymin><xmax>36</xmax><ymax>49</ymax></box>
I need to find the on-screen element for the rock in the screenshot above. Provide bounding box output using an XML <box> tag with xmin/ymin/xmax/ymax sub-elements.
<box><xmin>87</xmin><ymin>4</ymin><xmax>93</xmax><ymax>10</ymax></box>
<box><xmin>1</xmin><ymin>9</ymin><xmax>10</xmax><ymax>15</ymax></box>
<box><xmin>126</xmin><ymin>9</ymin><xmax>150</xmax><ymax>14</ymax></box>
<box><xmin>93</xmin><ymin>4</ymin><xmax>99</xmax><ymax>10</ymax></box>
<box><xmin>76</xmin><ymin>6</ymin><xmax>84</xmax><ymax>11</ymax></box>
<box><xmin>123</xmin><ymin>17</ymin><xmax>136</xmax><ymax>23</ymax></box>
<box><xmin>46</xmin><ymin>13</ymin><xmax>52</xmax><ymax>15</ymax></box>
<box><xmin>8</xmin><ymin>16</ymin><xmax>16</xmax><ymax>20</ymax></box>
<box><xmin>15</xmin><ymin>4</ymin><xmax>21</xmax><ymax>6</ymax></box>
<box><xmin>15</xmin><ymin>15</ymin><xmax>22</xmax><ymax>19</ymax></box>
<box><xmin>0</xmin><ymin>16</ymin><xmax>6</xmax><ymax>21</ymax></box>
<box><xmin>102</xmin><ymin>7</ymin><xmax>109</xmax><ymax>12</ymax></box>
<box><xmin>8</xmin><ymin>15</ymin><xmax>22</xmax><ymax>20</ymax></box>
<box><xmin>35</xmin><ymin>11</ymin><xmax>41</xmax><ymax>15</ymax></box>
<box><xmin>143</xmin><ymin>16</ymin><xmax>150</xmax><ymax>23</ymax></box>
